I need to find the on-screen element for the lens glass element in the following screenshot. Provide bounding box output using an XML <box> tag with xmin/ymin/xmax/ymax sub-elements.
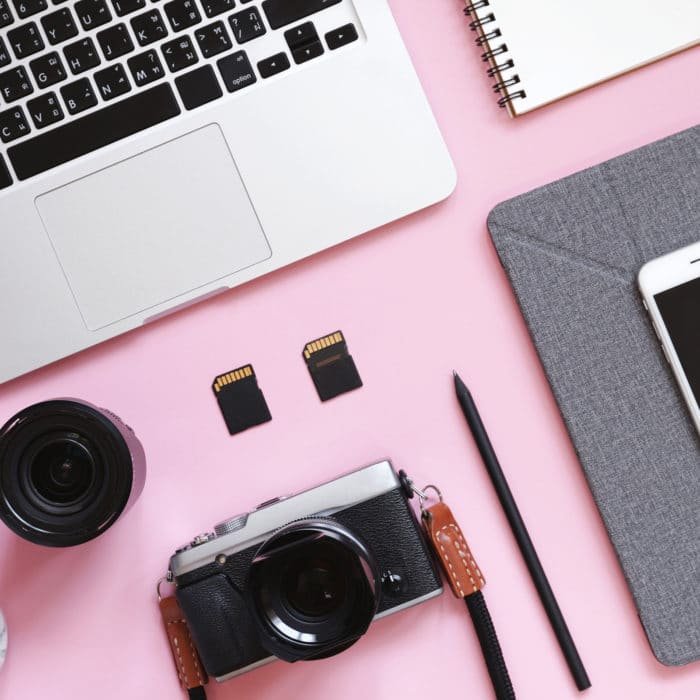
<box><xmin>282</xmin><ymin>553</ymin><xmax>347</xmax><ymax>618</ymax></box>
<box><xmin>29</xmin><ymin>438</ymin><xmax>96</xmax><ymax>506</ymax></box>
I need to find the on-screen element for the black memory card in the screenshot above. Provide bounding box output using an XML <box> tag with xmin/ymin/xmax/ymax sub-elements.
<box><xmin>212</xmin><ymin>364</ymin><xmax>271</xmax><ymax>435</ymax></box>
<box><xmin>303</xmin><ymin>331</ymin><xmax>363</xmax><ymax>401</ymax></box>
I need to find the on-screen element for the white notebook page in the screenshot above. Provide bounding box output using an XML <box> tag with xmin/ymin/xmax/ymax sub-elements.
<box><xmin>474</xmin><ymin>0</ymin><xmax>700</xmax><ymax>115</ymax></box>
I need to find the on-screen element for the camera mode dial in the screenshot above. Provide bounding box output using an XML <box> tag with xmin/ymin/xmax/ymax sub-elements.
<box><xmin>214</xmin><ymin>514</ymin><xmax>248</xmax><ymax>537</ymax></box>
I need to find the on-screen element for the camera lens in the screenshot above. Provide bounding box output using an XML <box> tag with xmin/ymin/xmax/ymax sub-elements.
<box><xmin>282</xmin><ymin>555</ymin><xmax>347</xmax><ymax>618</ymax></box>
<box><xmin>0</xmin><ymin>400</ymin><xmax>146</xmax><ymax>547</ymax></box>
<box><xmin>248</xmin><ymin>519</ymin><xmax>379</xmax><ymax>663</ymax></box>
<box><xmin>29</xmin><ymin>438</ymin><xmax>95</xmax><ymax>507</ymax></box>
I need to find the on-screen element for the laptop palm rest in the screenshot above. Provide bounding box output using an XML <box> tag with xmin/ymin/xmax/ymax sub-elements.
<box><xmin>35</xmin><ymin>124</ymin><xmax>271</xmax><ymax>331</ymax></box>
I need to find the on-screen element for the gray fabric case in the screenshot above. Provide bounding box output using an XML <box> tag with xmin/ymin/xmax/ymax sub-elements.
<box><xmin>488</xmin><ymin>125</ymin><xmax>700</xmax><ymax>667</ymax></box>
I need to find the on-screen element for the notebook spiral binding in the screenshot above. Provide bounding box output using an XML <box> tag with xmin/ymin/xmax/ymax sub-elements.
<box><xmin>464</xmin><ymin>1</ymin><xmax>526</xmax><ymax>109</ymax></box>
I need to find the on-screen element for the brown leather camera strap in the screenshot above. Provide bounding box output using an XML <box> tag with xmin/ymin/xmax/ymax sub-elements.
<box><xmin>422</xmin><ymin>499</ymin><xmax>515</xmax><ymax>700</ymax></box>
<box><xmin>159</xmin><ymin>595</ymin><xmax>208</xmax><ymax>700</ymax></box>
<box><xmin>424</xmin><ymin>501</ymin><xmax>485</xmax><ymax>597</ymax></box>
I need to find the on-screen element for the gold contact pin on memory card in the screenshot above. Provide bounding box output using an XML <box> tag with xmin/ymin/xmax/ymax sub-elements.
<box><xmin>304</xmin><ymin>331</ymin><xmax>344</xmax><ymax>359</ymax></box>
<box><xmin>213</xmin><ymin>365</ymin><xmax>254</xmax><ymax>393</ymax></box>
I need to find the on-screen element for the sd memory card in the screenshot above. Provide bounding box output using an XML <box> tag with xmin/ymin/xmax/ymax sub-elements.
<box><xmin>212</xmin><ymin>364</ymin><xmax>271</xmax><ymax>435</ymax></box>
<box><xmin>303</xmin><ymin>331</ymin><xmax>363</xmax><ymax>401</ymax></box>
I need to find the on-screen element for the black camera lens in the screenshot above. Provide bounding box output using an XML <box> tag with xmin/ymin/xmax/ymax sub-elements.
<box><xmin>0</xmin><ymin>400</ymin><xmax>146</xmax><ymax>547</ymax></box>
<box><xmin>282</xmin><ymin>554</ymin><xmax>347</xmax><ymax>618</ymax></box>
<box><xmin>29</xmin><ymin>438</ymin><xmax>96</xmax><ymax>507</ymax></box>
<box><xmin>248</xmin><ymin>519</ymin><xmax>379</xmax><ymax>663</ymax></box>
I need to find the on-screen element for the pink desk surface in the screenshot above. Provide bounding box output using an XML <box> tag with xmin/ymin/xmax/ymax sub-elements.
<box><xmin>1</xmin><ymin>2</ymin><xmax>699</xmax><ymax>699</ymax></box>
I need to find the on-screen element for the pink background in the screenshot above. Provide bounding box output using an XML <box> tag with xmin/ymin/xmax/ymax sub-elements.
<box><xmin>1</xmin><ymin>2</ymin><xmax>699</xmax><ymax>698</ymax></box>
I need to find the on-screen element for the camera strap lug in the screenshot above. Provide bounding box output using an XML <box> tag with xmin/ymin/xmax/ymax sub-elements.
<box><xmin>398</xmin><ymin>471</ymin><xmax>445</xmax><ymax>514</ymax></box>
<box><xmin>157</xmin><ymin>579</ymin><xmax>209</xmax><ymax>700</ymax></box>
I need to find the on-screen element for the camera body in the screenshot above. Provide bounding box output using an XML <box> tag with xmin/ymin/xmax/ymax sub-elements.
<box><xmin>169</xmin><ymin>461</ymin><xmax>443</xmax><ymax>681</ymax></box>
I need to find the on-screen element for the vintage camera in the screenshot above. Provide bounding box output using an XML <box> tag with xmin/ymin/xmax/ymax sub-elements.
<box><xmin>169</xmin><ymin>461</ymin><xmax>443</xmax><ymax>682</ymax></box>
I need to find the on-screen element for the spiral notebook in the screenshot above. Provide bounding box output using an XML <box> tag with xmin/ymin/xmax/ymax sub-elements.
<box><xmin>465</xmin><ymin>0</ymin><xmax>700</xmax><ymax>116</ymax></box>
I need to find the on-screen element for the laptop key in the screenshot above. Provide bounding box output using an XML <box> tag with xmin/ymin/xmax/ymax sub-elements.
<box><xmin>94</xmin><ymin>63</ymin><xmax>130</xmax><ymax>99</ymax></box>
<box><xmin>284</xmin><ymin>21</ymin><xmax>322</xmax><ymax>64</ymax></box>
<box><xmin>200</xmin><ymin>0</ymin><xmax>233</xmax><ymax>18</ymax></box>
<box><xmin>0</xmin><ymin>155</ymin><xmax>11</xmax><ymax>189</ymax></box>
<box><xmin>0</xmin><ymin>37</ymin><xmax>10</xmax><ymax>66</ymax></box>
<box><xmin>292</xmin><ymin>40</ymin><xmax>322</xmax><ymax>64</ymax></box>
<box><xmin>27</xmin><ymin>91</ymin><xmax>63</xmax><ymax>128</ymax></box>
<box><xmin>229</xmin><ymin>7</ymin><xmax>265</xmax><ymax>44</ymax></box>
<box><xmin>127</xmin><ymin>48</ymin><xmax>164</xmax><ymax>86</ymax></box>
<box><xmin>284</xmin><ymin>22</ymin><xmax>315</xmax><ymax>49</ymax></box>
<box><xmin>325</xmin><ymin>23</ymin><xmax>357</xmax><ymax>50</ymax></box>
<box><xmin>0</xmin><ymin>66</ymin><xmax>33</xmax><ymax>102</ymax></box>
<box><xmin>161</xmin><ymin>35</ymin><xmax>197</xmax><ymax>71</ymax></box>
<box><xmin>75</xmin><ymin>0</ymin><xmax>112</xmax><ymax>31</ymax></box>
<box><xmin>131</xmin><ymin>9</ymin><xmax>167</xmax><ymax>46</ymax></box>
<box><xmin>163</xmin><ymin>0</ymin><xmax>200</xmax><ymax>32</ymax></box>
<box><xmin>175</xmin><ymin>63</ymin><xmax>221</xmax><ymax>110</ymax></box>
<box><xmin>60</xmin><ymin>76</ymin><xmax>97</xmax><ymax>113</ymax></box>
<box><xmin>262</xmin><ymin>0</ymin><xmax>340</xmax><ymax>30</ymax></box>
<box><xmin>257</xmin><ymin>52</ymin><xmax>289</xmax><ymax>78</ymax></box>
<box><xmin>30</xmin><ymin>51</ymin><xmax>67</xmax><ymax>88</ymax></box>
<box><xmin>97</xmin><ymin>22</ymin><xmax>134</xmax><ymax>60</ymax></box>
<box><xmin>8</xmin><ymin>21</ymin><xmax>44</xmax><ymax>59</ymax></box>
<box><xmin>0</xmin><ymin>106</ymin><xmax>30</xmax><ymax>143</ymax></box>
<box><xmin>217</xmin><ymin>49</ymin><xmax>255</xmax><ymax>92</ymax></box>
<box><xmin>8</xmin><ymin>83</ymin><xmax>180</xmax><ymax>180</ymax></box>
<box><xmin>64</xmin><ymin>37</ymin><xmax>100</xmax><ymax>74</ymax></box>
<box><xmin>11</xmin><ymin>0</ymin><xmax>46</xmax><ymax>19</ymax></box>
<box><xmin>41</xmin><ymin>8</ymin><xmax>78</xmax><ymax>44</ymax></box>
<box><xmin>0</xmin><ymin>0</ymin><xmax>13</xmax><ymax>28</ymax></box>
<box><xmin>195</xmin><ymin>20</ymin><xmax>231</xmax><ymax>58</ymax></box>
<box><xmin>110</xmin><ymin>0</ymin><xmax>145</xmax><ymax>16</ymax></box>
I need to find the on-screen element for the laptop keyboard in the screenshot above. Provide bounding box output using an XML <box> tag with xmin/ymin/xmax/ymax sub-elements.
<box><xmin>0</xmin><ymin>0</ymin><xmax>359</xmax><ymax>189</ymax></box>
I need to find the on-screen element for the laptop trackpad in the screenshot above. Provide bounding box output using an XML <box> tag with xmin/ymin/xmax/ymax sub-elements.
<box><xmin>36</xmin><ymin>125</ymin><xmax>271</xmax><ymax>330</ymax></box>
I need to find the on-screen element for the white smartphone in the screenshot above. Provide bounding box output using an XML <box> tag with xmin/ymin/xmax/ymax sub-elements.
<box><xmin>638</xmin><ymin>240</ymin><xmax>700</xmax><ymax>436</ymax></box>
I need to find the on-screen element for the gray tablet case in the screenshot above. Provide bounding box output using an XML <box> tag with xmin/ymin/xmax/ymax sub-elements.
<box><xmin>488</xmin><ymin>125</ymin><xmax>700</xmax><ymax>667</ymax></box>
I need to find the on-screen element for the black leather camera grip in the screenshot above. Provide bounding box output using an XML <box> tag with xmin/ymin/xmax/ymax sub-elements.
<box><xmin>177</xmin><ymin>572</ymin><xmax>268</xmax><ymax>679</ymax></box>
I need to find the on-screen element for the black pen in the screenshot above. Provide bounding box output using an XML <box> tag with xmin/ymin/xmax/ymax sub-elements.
<box><xmin>453</xmin><ymin>371</ymin><xmax>591</xmax><ymax>692</ymax></box>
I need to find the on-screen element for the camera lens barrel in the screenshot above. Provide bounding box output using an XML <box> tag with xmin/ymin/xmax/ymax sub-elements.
<box><xmin>248</xmin><ymin>518</ymin><xmax>380</xmax><ymax>663</ymax></box>
<box><xmin>0</xmin><ymin>399</ymin><xmax>146</xmax><ymax>547</ymax></box>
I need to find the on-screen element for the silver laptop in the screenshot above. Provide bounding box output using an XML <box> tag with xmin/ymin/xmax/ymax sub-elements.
<box><xmin>0</xmin><ymin>0</ymin><xmax>455</xmax><ymax>384</ymax></box>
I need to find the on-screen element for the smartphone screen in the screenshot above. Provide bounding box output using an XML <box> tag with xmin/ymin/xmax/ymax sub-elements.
<box><xmin>654</xmin><ymin>276</ymin><xmax>700</xmax><ymax>405</ymax></box>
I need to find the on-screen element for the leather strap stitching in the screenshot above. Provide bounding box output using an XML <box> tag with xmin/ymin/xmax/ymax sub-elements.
<box><xmin>167</xmin><ymin>624</ymin><xmax>186</xmax><ymax>688</ymax></box>
<box><xmin>186</xmin><ymin>633</ymin><xmax>205</xmax><ymax>686</ymax></box>
<box><xmin>167</xmin><ymin>619</ymin><xmax>205</xmax><ymax>688</ymax></box>
<box><xmin>437</xmin><ymin>523</ymin><xmax>485</xmax><ymax>595</ymax></box>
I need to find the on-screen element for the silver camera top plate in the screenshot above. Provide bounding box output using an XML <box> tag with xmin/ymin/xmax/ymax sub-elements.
<box><xmin>169</xmin><ymin>460</ymin><xmax>400</xmax><ymax>578</ymax></box>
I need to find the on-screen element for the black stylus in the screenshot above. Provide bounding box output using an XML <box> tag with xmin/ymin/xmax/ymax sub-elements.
<box><xmin>453</xmin><ymin>371</ymin><xmax>591</xmax><ymax>692</ymax></box>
